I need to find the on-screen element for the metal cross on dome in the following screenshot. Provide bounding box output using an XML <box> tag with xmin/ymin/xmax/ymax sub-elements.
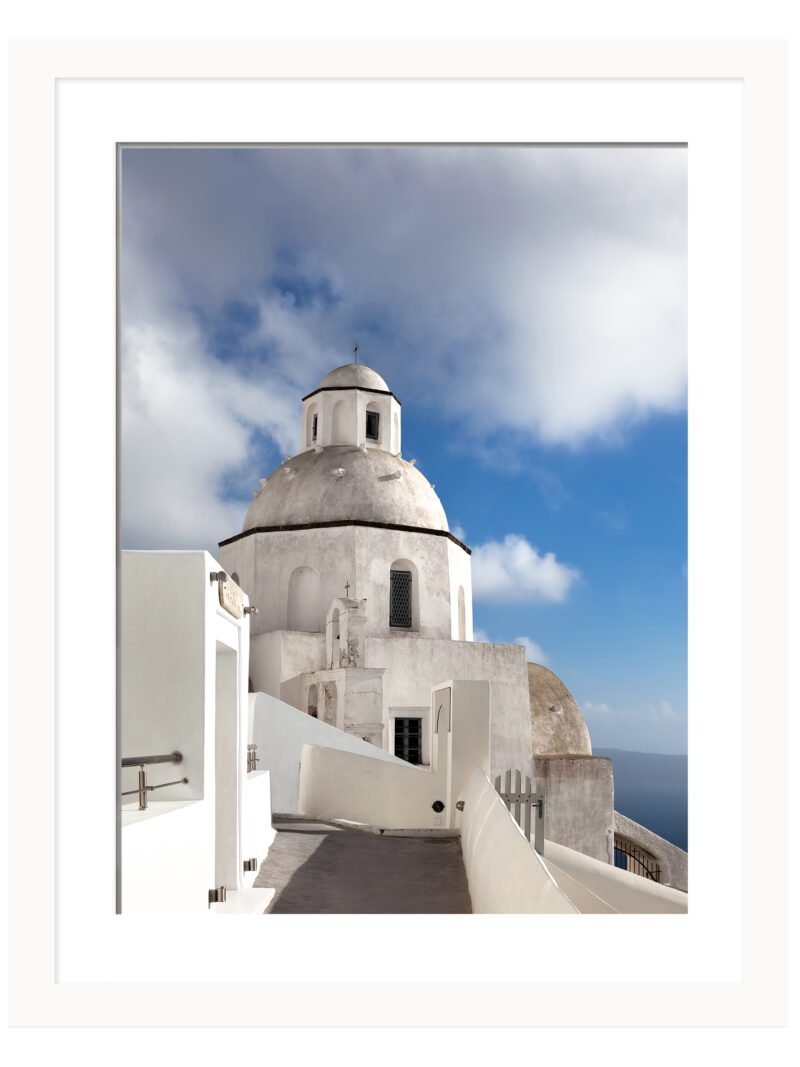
<box><xmin>345</xmin><ymin>581</ymin><xmax>351</xmax><ymax>597</ymax></box>
<box><xmin>353</xmin><ymin>342</ymin><xmax>359</xmax><ymax>363</ymax></box>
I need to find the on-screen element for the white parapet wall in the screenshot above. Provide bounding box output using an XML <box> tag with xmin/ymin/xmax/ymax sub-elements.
<box><xmin>458</xmin><ymin>769</ymin><xmax>579</xmax><ymax>914</ymax></box>
<box><xmin>298</xmin><ymin>743</ymin><xmax>448</xmax><ymax>829</ymax></box>
<box><xmin>543</xmin><ymin>838</ymin><xmax>688</xmax><ymax>914</ymax></box>
<box><xmin>121</xmin><ymin>801</ymin><xmax>214</xmax><ymax>913</ymax></box>
<box><xmin>296</xmin><ymin>680</ymin><xmax>490</xmax><ymax>829</ymax></box>
<box><xmin>250</xmin><ymin>691</ymin><xmax>406</xmax><ymax>814</ymax></box>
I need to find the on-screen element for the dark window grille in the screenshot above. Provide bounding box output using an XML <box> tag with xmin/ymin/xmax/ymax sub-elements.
<box><xmin>394</xmin><ymin>717</ymin><xmax>422</xmax><ymax>765</ymax></box>
<box><xmin>613</xmin><ymin>837</ymin><xmax>662</xmax><ymax>882</ymax></box>
<box><xmin>390</xmin><ymin>569</ymin><xmax>412</xmax><ymax>627</ymax></box>
<box><xmin>366</xmin><ymin>410</ymin><xmax>380</xmax><ymax>440</ymax></box>
<box><xmin>311</xmin><ymin>413</ymin><xmax>318</xmax><ymax>441</ymax></box>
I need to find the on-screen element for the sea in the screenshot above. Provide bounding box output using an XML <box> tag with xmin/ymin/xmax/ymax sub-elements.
<box><xmin>594</xmin><ymin>748</ymin><xmax>688</xmax><ymax>853</ymax></box>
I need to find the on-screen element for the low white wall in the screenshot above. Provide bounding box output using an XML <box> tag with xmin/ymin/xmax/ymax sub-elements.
<box><xmin>122</xmin><ymin>801</ymin><xmax>214</xmax><ymax>913</ymax></box>
<box><xmin>543</xmin><ymin>839</ymin><xmax>688</xmax><ymax>914</ymax></box>
<box><xmin>242</xmin><ymin>770</ymin><xmax>275</xmax><ymax>872</ymax></box>
<box><xmin>458</xmin><ymin>770</ymin><xmax>578</xmax><ymax>914</ymax></box>
<box><xmin>250</xmin><ymin>692</ymin><xmax>405</xmax><ymax>814</ymax></box>
<box><xmin>298</xmin><ymin>743</ymin><xmax>448</xmax><ymax>829</ymax></box>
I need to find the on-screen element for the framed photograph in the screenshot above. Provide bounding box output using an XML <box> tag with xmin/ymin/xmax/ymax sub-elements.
<box><xmin>6</xmin><ymin>37</ymin><xmax>787</xmax><ymax>1031</ymax></box>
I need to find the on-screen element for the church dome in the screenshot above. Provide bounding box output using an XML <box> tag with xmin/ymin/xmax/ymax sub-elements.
<box><xmin>243</xmin><ymin>445</ymin><xmax>448</xmax><ymax>532</ymax></box>
<box><xmin>318</xmin><ymin>363</ymin><xmax>390</xmax><ymax>392</ymax></box>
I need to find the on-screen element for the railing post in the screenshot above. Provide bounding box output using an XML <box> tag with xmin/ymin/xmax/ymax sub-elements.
<box><xmin>138</xmin><ymin>765</ymin><xmax>147</xmax><ymax>810</ymax></box>
<box><xmin>533</xmin><ymin>789</ymin><xmax>544</xmax><ymax>855</ymax></box>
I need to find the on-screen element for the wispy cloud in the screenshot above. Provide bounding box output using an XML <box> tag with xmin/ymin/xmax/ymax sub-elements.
<box><xmin>513</xmin><ymin>636</ymin><xmax>550</xmax><ymax>666</ymax></box>
<box><xmin>471</xmin><ymin>534</ymin><xmax>580</xmax><ymax>603</ymax></box>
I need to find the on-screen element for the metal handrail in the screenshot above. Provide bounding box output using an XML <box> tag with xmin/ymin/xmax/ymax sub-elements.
<box><xmin>121</xmin><ymin>751</ymin><xmax>185</xmax><ymax>810</ymax></box>
<box><xmin>121</xmin><ymin>777</ymin><xmax>188</xmax><ymax>797</ymax></box>
<box><xmin>121</xmin><ymin>751</ymin><xmax>182</xmax><ymax>768</ymax></box>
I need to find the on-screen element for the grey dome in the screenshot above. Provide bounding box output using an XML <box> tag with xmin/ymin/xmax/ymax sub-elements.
<box><xmin>243</xmin><ymin>446</ymin><xmax>448</xmax><ymax>532</ymax></box>
<box><xmin>318</xmin><ymin>363</ymin><xmax>390</xmax><ymax>391</ymax></box>
<box><xmin>527</xmin><ymin>662</ymin><xmax>592</xmax><ymax>756</ymax></box>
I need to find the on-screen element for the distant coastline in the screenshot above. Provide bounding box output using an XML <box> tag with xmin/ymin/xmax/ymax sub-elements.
<box><xmin>594</xmin><ymin>747</ymin><xmax>688</xmax><ymax>852</ymax></box>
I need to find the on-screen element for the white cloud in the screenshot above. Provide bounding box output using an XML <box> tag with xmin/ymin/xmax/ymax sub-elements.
<box><xmin>472</xmin><ymin>627</ymin><xmax>490</xmax><ymax>644</ymax></box>
<box><xmin>121</xmin><ymin>313</ymin><xmax>298</xmax><ymax>550</ymax></box>
<box><xmin>450</xmin><ymin>524</ymin><xmax>467</xmax><ymax>543</ymax></box>
<box><xmin>513</xmin><ymin>636</ymin><xmax>549</xmax><ymax>666</ymax></box>
<box><xmin>583</xmin><ymin>701</ymin><xmax>612</xmax><ymax>715</ymax></box>
<box><xmin>120</xmin><ymin>146</ymin><xmax>686</xmax><ymax>548</ymax></box>
<box><xmin>471</xmin><ymin>534</ymin><xmax>580</xmax><ymax>603</ymax></box>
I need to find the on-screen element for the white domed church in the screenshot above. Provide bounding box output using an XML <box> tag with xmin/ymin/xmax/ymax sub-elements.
<box><xmin>218</xmin><ymin>359</ymin><xmax>537</xmax><ymax>778</ymax></box>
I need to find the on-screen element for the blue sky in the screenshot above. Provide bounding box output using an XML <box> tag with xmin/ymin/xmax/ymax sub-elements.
<box><xmin>120</xmin><ymin>145</ymin><xmax>687</xmax><ymax>754</ymax></box>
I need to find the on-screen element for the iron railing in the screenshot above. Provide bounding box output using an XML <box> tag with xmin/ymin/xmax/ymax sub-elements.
<box><xmin>613</xmin><ymin>837</ymin><xmax>662</xmax><ymax>882</ymax></box>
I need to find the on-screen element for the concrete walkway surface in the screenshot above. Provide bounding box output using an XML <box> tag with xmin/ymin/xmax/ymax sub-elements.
<box><xmin>254</xmin><ymin>820</ymin><xmax>472</xmax><ymax>913</ymax></box>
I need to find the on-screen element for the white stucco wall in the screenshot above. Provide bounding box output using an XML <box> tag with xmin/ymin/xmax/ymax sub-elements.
<box><xmin>121</xmin><ymin>801</ymin><xmax>214</xmax><ymax>913</ymax></box>
<box><xmin>220</xmin><ymin>526</ymin><xmax>468</xmax><ymax>642</ymax></box>
<box><xmin>121</xmin><ymin>551</ymin><xmax>252</xmax><ymax>909</ymax></box>
<box><xmin>367</xmin><ymin>636</ymin><xmax>532</xmax><ymax>780</ymax></box>
<box><xmin>241</xmin><ymin>770</ymin><xmax>275</xmax><ymax>876</ymax></box>
<box><xmin>458</xmin><ymin>770</ymin><xmax>578</xmax><ymax>914</ymax></box>
<box><xmin>298</xmin><ymin>679</ymin><xmax>490</xmax><ymax>829</ymax></box>
<box><xmin>245</xmin><ymin>628</ymin><xmax>531</xmax><ymax>780</ymax></box>
<box><xmin>250</xmin><ymin>691</ymin><xmax>405</xmax><ymax>814</ymax></box>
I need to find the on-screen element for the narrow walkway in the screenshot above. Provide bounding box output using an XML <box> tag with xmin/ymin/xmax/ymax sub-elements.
<box><xmin>254</xmin><ymin>820</ymin><xmax>472</xmax><ymax>913</ymax></box>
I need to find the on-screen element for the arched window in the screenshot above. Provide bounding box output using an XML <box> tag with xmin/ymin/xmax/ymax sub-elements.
<box><xmin>307</xmin><ymin>683</ymin><xmax>319</xmax><ymax>718</ymax></box>
<box><xmin>287</xmin><ymin>565</ymin><xmax>320</xmax><ymax>631</ymax></box>
<box><xmin>457</xmin><ymin>586</ymin><xmax>466</xmax><ymax>641</ymax></box>
<box><xmin>389</xmin><ymin>558</ymin><xmax>419</xmax><ymax>631</ymax></box>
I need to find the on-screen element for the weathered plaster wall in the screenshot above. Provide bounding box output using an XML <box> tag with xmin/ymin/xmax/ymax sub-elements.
<box><xmin>527</xmin><ymin>662</ymin><xmax>592</xmax><ymax>756</ymax></box>
<box><xmin>221</xmin><ymin>525</ymin><xmax>463</xmax><ymax>641</ymax></box>
<box><xmin>614</xmin><ymin>810</ymin><xmax>689</xmax><ymax>892</ymax></box>
<box><xmin>533</xmin><ymin>755</ymin><xmax>615</xmax><ymax>864</ymax></box>
<box><xmin>369</xmin><ymin>636</ymin><xmax>532</xmax><ymax>780</ymax></box>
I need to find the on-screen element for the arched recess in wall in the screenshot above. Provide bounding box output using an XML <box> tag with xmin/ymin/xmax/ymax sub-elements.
<box><xmin>287</xmin><ymin>565</ymin><xmax>320</xmax><ymax>631</ymax></box>
<box><xmin>332</xmin><ymin>397</ymin><xmax>350</xmax><ymax>444</ymax></box>
<box><xmin>306</xmin><ymin>403</ymin><xmax>319</xmax><ymax>447</ymax></box>
<box><xmin>389</xmin><ymin>558</ymin><xmax>419</xmax><ymax>632</ymax></box>
<box><xmin>307</xmin><ymin>683</ymin><xmax>318</xmax><ymax>718</ymax></box>
<box><xmin>457</xmin><ymin>585</ymin><xmax>466</xmax><ymax>641</ymax></box>
<box><xmin>393</xmin><ymin>411</ymin><xmax>400</xmax><ymax>453</ymax></box>
<box><xmin>330</xmin><ymin>607</ymin><xmax>341</xmax><ymax>667</ymax></box>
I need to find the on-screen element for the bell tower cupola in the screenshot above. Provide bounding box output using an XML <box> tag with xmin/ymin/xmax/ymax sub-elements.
<box><xmin>300</xmin><ymin>355</ymin><xmax>402</xmax><ymax>455</ymax></box>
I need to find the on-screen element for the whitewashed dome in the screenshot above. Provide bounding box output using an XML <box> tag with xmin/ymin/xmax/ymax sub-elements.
<box><xmin>317</xmin><ymin>362</ymin><xmax>390</xmax><ymax>391</ymax></box>
<box><xmin>243</xmin><ymin>445</ymin><xmax>448</xmax><ymax>532</ymax></box>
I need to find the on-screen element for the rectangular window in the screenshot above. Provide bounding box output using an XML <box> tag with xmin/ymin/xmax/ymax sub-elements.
<box><xmin>394</xmin><ymin>717</ymin><xmax>422</xmax><ymax>765</ymax></box>
<box><xmin>311</xmin><ymin>413</ymin><xmax>318</xmax><ymax>441</ymax></box>
<box><xmin>390</xmin><ymin>569</ymin><xmax>412</xmax><ymax>628</ymax></box>
<box><xmin>366</xmin><ymin>410</ymin><xmax>380</xmax><ymax>440</ymax></box>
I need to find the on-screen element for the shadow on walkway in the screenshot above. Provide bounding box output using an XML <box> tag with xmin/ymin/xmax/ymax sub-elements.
<box><xmin>255</xmin><ymin>821</ymin><xmax>472</xmax><ymax>913</ymax></box>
